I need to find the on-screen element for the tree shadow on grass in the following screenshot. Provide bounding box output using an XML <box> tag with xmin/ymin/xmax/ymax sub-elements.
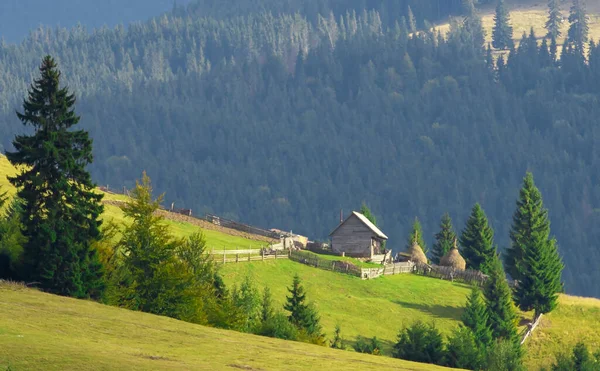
<box><xmin>392</xmin><ymin>300</ymin><xmax>464</xmax><ymax>321</ymax></box>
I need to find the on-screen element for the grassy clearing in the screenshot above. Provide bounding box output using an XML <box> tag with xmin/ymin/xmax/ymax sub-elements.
<box><xmin>0</xmin><ymin>154</ymin><xmax>264</xmax><ymax>250</ymax></box>
<box><xmin>435</xmin><ymin>0</ymin><xmax>600</xmax><ymax>54</ymax></box>
<box><xmin>222</xmin><ymin>259</ymin><xmax>600</xmax><ymax>369</ymax></box>
<box><xmin>0</xmin><ymin>281</ymin><xmax>456</xmax><ymax>371</ymax></box>
<box><xmin>296</xmin><ymin>250</ymin><xmax>383</xmax><ymax>268</ymax></box>
<box><xmin>220</xmin><ymin>259</ymin><xmax>472</xmax><ymax>354</ymax></box>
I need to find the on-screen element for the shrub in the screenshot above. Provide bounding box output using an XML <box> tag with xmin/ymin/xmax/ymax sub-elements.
<box><xmin>330</xmin><ymin>324</ymin><xmax>344</xmax><ymax>349</ymax></box>
<box><xmin>353</xmin><ymin>336</ymin><xmax>382</xmax><ymax>355</ymax></box>
<box><xmin>550</xmin><ymin>342</ymin><xmax>600</xmax><ymax>371</ymax></box>
<box><xmin>484</xmin><ymin>339</ymin><xmax>524</xmax><ymax>371</ymax></box>
<box><xmin>258</xmin><ymin>312</ymin><xmax>299</xmax><ymax>341</ymax></box>
<box><xmin>393</xmin><ymin>321</ymin><xmax>445</xmax><ymax>365</ymax></box>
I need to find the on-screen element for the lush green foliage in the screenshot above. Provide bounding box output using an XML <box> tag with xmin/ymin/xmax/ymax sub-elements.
<box><xmin>354</xmin><ymin>336</ymin><xmax>383</xmax><ymax>355</ymax></box>
<box><xmin>507</xmin><ymin>173</ymin><xmax>563</xmax><ymax>316</ymax></box>
<box><xmin>483</xmin><ymin>255</ymin><xmax>520</xmax><ymax>344</ymax></box>
<box><xmin>406</xmin><ymin>217</ymin><xmax>428</xmax><ymax>256</ymax></box>
<box><xmin>360</xmin><ymin>203</ymin><xmax>377</xmax><ymax>226</ymax></box>
<box><xmin>393</xmin><ymin>321</ymin><xmax>445</xmax><ymax>365</ymax></box>
<box><xmin>284</xmin><ymin>274</ymin><xmax>324</xmax><ymax>341</ymax></box>
<box><xmin>0</xmin><ymin>198</ymin><xmax>25</xmax><ymax>280</ymax></box>
<box><xmin>459</xmin><ymin>204</ymin><xmax>496</xmax><ymax>274</ymax></box>
<box><xmin>549</xmin><ymin>342</ymin><xmax>600</xmax><ymax>371</ymax></box>
<box><xmin>431</xmin><ymin>213</ymin><xmax>457</xmax><ymax>265</ymax></box>
<box><xmin>330</xmin><ymin>323</ymin><xmax>344</xmax><ymax>349</ymax></box>
<box><xmin>485</xmin><ymin>339</ymin><xmax>525</xmax><ymax>371</ymax></box>
<box><xmin>461</xmin><ymin>287</ymin><xmax>492</xmax><ymax>351</ymax></box>
<box><xmin>6</xmin><ymin>57</ymin><xmax>104</xmax><ymax>298</ymax></box>
<box><xmin>445</xmin><ymin>326</ymin><xmax>482</xmax><ymax>370</ymax></box>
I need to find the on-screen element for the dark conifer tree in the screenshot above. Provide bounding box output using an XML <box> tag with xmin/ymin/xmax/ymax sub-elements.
<box><xmin>507</xmin><ymin>173</ymin><xmax>563</xmax><ymax>317</ymax></box>
<box><xmin>483</xmin><ymin>254</ymin><xmax>519</xmax><ymax>344</ymax></box>
<box><xmin>492</xmin><ymin>0</ymin><xmax>514</xmax><ymax>50</ymax></box>
<box><xmin>459</xmin><ymin>203</ymin><xmax>496</xmax><ymax>274</ymax></box>
<box><xmin>6</xmin><ymin>56</ymin><xmax>104</xmax><ymax>298</ymax></box>
<box><xmin>406</xmin><ymin>217</ymin><xmax>428</xmax><ymax>256</ymax></box>
<box><xmin>462</xmin><ymin>287</ymin><xmax>493</xmax><ymax>350</ymax></box>
<box><xmin>407</xmin><ymin>6</ymin><xmax>417</xmax><ymax>33</ymax></box>
<box><xmin>284</xmin><ymin>274</ymin><xmax>322</xmax><ymax>338</ymax></box>
<box><xmin>445</xmin><ymin>326</ymin><xmax>482</xmax><ymax>370</ymax></box>
<box><xmin>360</xmin><ymin>202</ymin><xmax>377</xmax><ymax>226</ymax></box>
<box><xmin>568</xmin><ymin>0</ymin><xmax>589</xmax><ymax>52</ymax></box>
<box><xmin>462</xmin><ymin>0</ymin><xmax>486</xmax><ymax>49</ymax></box>
<box><xmin>431</xmin><ymin>213</ymin><xmax>457</xmax><ymax>265</ymax></box>
<box><xmin>546</xmin><ymin>0</ymin><xmax>564</xmax><ymax>39</ymax></box>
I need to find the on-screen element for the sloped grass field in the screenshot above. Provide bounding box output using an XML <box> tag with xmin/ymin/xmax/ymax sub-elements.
<box><xmin>0</xmin><ymin>154</ymin><xmax>266</xmax><ymax>250</ymax></box>
<box><xmin>0</xmin><ymin>281</ymin><xmax>456</xmax><ymax>371</ymax></box>
<box><xmin>221</xmin><ymin>259</ymin><xmax>600</xmax><ymax>369</ymax></box>
<box><xmin>220</xmin><ymin>259</ymin><xmax>473</xmax><ymax>352</ymax></box>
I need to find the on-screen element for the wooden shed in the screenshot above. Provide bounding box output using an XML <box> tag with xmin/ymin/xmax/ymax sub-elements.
<box><xmin>329</xmin><ymin>211</ymin><xmax>388</xmax><ymax>258</ymax></box>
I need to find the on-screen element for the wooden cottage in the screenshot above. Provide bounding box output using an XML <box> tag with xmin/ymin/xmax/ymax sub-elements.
<box><xmin>329</xmin><ymin>211</ymin><xmax>388</xmax><ymax>258</ymax></box>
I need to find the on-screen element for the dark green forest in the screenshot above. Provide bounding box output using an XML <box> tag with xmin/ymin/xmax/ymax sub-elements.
<box><xmin>1</xmin><ymin>1</ymin><xmax>600</xmax><ymax>298</ymax></box>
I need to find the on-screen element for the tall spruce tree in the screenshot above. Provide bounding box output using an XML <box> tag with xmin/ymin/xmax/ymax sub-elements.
<box><xmin>568</xmin><ymin>0</ymin><xmax>589</xmax><ymax>52</ymax></box>
<box><xmin>492</xmin><ymin>0</ymin><xmax>514</xmax><ymax>50</ymax></box>
<box><xmin>463</xmin><ymin>0</ymin><xmax>486</xmax><ymax>49</ymax></box>
<box><xmin>462</xmin><ymin>287</ymin><xmax>493</xmax><ymax>350</ymax></box>
<box><xmin>431</xmin><ymin>213</ymin><xmax>457</xmax><ymax>265</ymax></box>
<box><xmin>459</xmin><ymin>203</ymin><xmax>496</xmax><ymax>274</ymax></box>
<box><xmin>506</xmin><ymin>173</ymin><xmax>563</xmax><ymax>317</ymax></box>
<box><xmin>406</xmin><ymin>217</ymin><xmax>427</xmax><ymax>256</ymax></box>
<box><xmin>6</xmin><ymin>56</ymin><xmax>104</xmax><ymax>298</ymax></box>
<box><xmin>483</xmin><ymin>254</ymin><xmax>519</xmax><ymax>344</ymax></box>
<box><xmin>546</xmin><ymin>0</ymin><xmax>564</xmax><ymax>39</ymax></box>
<box><xmin>284</xmin><ymin>274</ymin><xmax>322</xmax><ymax>337</ymax></box>
<box><xmin>360</xmin><ymin>202</ymin><xmax>377</xmax><ymax>226</ymax></box>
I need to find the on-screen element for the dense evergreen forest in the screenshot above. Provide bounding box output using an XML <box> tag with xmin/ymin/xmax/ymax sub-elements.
<box><xmin>1</xmin><ymin>0</ymin><xmax>600</xmax><ymax>298</ymax></box>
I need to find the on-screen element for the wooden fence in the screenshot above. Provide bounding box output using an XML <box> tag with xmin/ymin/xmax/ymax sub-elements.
<box><xmin>205</xmin><ymin>214</ymin><xmax>281</xmax><ymax>240</ymax></box>
<box><xmin>521</xmin><ymin>314</ymin><xmax>543</xmax><ymax>345</ymax></box>
<box><xmin>413</xmin><ymin>263</ymin><xmax>488</xmax><ymax>286</ymax></box>
<box><xmin>289</xmin><ymin>250</ymin><xmax>363</xmax><ymax>276</ymax></box>
<box><xmin>210</xmin><ymin>248</ymin><xmax>289</xmax><ymax>264</ymax></box>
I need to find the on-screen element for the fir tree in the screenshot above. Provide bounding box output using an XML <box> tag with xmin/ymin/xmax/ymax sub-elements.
<box><xmin>406</xmin><ymin>217</ymin><xmax>428</xmax><ymax>256</ymax></box>
<box><xmin>6</xmin><ymin>56</ymin><xmax>104</xmax><ymax>298</ymax></box>
<box><xmin>483</xmin><ymin>254</ymin><xmax>519</xmax><ymax>344</ymax></box>
<box><xmin>330</xmin><ymin>323</ymin><xmax>344</xmax><ymax>349</ymax></box>
<box><xmin>407</xmin><ymin>6</ymin><xmax>417</xmax><ymax>33</ymax></box>
<box><xmin>462</xmin><ymin>287</ymin><xmax>493</xmax><ymax>350</ymax></box>
<box><xmin>463</xmin><ymin>0</ymin><xmax>486</xmax><ymax>49</ymax></box>
<box><xmin>360</xmin><ymin>202</ymin><xmax>377</xmax><ymax>226</ymax></box>
<box><xmin>546</xmin><ymin>0</ymin><xmax>564</xmax><ymax>40</ymax></box>
<box><xmin>261</xmin><ymin>286</ymin><xmax>274</xmax><ymax>323</ymax></box>
<box><xmin>459</xmin><ymin>203</ymin><xmax>496</xmax><ymax>273</ymax></box>
<box><xmin>431</xmin><ymin>213</ymin><xmax>457</xmax><ymax>265</ymax></box>
<box><xmin>568</xmin><ymin>0</ymin><xmax>589</xmax><ymax>52</ymax></box>
<box><xmin>284</xmin><ymin>274</ymin><xmax>322</xmax><ymax>337</ymax></box>
<box><xmin>445</xmin><ymin>326</ymin><xmax>482</xmax><ymax>370</ymax></box>
<box><xmin>508</xmin><ymin>173</ymin><xmax>563</xmax><ymax>316</ymax></box>
<box><xmin>492</xmin><ymin>0</ymin><xmax>514</xmax><ymax>50</ymax></box>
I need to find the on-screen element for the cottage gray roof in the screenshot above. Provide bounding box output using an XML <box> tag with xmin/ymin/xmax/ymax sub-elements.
<box><xmin>329</xmin><ymin>211</ymin><xmax>388</xmax><ymax>240</ymax></box>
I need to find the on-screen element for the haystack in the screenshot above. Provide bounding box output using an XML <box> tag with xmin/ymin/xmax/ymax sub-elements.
<box><xmin>406</xmin><ymin>234</ymin><xmax>428</xmax><ymax>265</ymax></box>
<box><xmin>440</xmin><ymin>239</ymin><xmax>466</xmax><ymax>271</ymax></box>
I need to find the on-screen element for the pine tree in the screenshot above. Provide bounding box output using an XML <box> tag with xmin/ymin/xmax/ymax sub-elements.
<box><xmin>508</xmin><ymin>173</ymin><xmax>563</xmax><ymax>317</ymax></box>
<box><xmin>407</xmin><ymin>6</ymin><xmax>417</xmax><ymax>33</ymax></box>
<box><xmin>284</xmin><ymin>274</ymin><xmax>322</xmax><ymax>337</ymax></box>
<box><xmin>360</xmin><ymin>202</ymin><xmax>377</xmax><ymax>225</ymax></box>
<box><xmin>462</xmin><ymin>287</ymin><xmax>493</xmax><ymax>350</ymax></box>
<box><xmin>546</xmin><ymin>0</ymin><xmax>564</xmax><ymax>39</ymax></box>
<box><xmin>492</xmin><ymin>0</ymin><xmax>514</xmax><ymax>50</ymax></box>
<box><xmin>568</xmin><ymin>0</ymin><xmax>589</xmax><ymax>52</ymax></box>
<box><xmin>406</xmin><ymin>217</ymin><xmax>428</xmax><ymax>256</ymax></box>
<box><xmin>459</xmin><ymin>203</ymin><xmax>496</xmax><ymax>273</ymax></box>
<box><xmin>261</xmin><ymin>286</ymin><xmax>274</xmax><ymax>323</ymax></box>
<box><xmin>462</xmin><ymin>0</ymin><xmax>486</xmax><ymax>49</ymax></box>
<box><xmin>431</xmin><ymin>213</ymin><xmax>457</xmax><ymax>265</ymax></box>
<box><xmin>483</xmin><ymin>254</ymin><xmax>519</xmax><ymax>344</ymax></box>
<box><xmin>331</xmin><ymin>323</ymin><xmax>344</xmax><ymax>349</ymax></box>
<box><xmin>6</xmin><ymin>56</ymin><xmax>104</xmax><ymax>298</ymax></box>
<box><xmin>445</xmin><ymin>326</ymin><xmax>482</xmax><ymax>370</ymax></box>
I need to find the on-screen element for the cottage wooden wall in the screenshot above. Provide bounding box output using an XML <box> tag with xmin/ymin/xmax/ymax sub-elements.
<box><xmin>331</xmin><ymin>215</ymin><xmax>373</xmax><ymax>257</ymax></box>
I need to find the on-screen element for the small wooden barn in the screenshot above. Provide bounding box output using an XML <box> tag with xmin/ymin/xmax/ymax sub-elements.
<box><xmin>329</xmin><ymin>211</ymin><xmax>388</xmax><ymax>258</ymax></box>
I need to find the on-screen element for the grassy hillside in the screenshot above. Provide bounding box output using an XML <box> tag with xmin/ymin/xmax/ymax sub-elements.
<box><xmin>0</xmin><ymin>281</ymin><xmax>457</xmax><ymax>371</ymax></box>
<box><xmin>221</xmin><ymin>259</ymin><xmax>600</xmax><ymax>369</ymax></box>
<box><xmin>0</xmin><ymin>154</ymin><xmax>268</xmax><ymax>250</ymax></box>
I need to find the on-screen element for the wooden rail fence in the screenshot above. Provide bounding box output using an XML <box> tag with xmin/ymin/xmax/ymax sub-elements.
<box><xmin>210</xmin><ymin>248</ymin><xmax>289</xmax><ymax>264</ymax></box>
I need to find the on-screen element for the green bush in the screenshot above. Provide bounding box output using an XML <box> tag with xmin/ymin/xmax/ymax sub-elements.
<box><xmin>258</xmin><ymin>312</ymin><xmax>299</xmax><ymax>341</ymax></box>
<box><xmin>445</xmin><ymin>326</ymin><xmax>482</xmax><ymax>370</ymax></box>
<box><xmin>484</xmin><ymin>339</ymin><xmax>524</xmax><ymax>371</ymax></box>
<box><xmin>549</xmin><ymin>342</ymin><xmax>600</xmax><ymax>371</ymax></box>
<box><xmin>393</xmin><ymin>321</ymin><xmax>445</xmax><ymax>365</ymax></box>
<box><xmin>353</xmin><ymin>336</ymin><xmax>382</xmax><ymax>355</ymax></box>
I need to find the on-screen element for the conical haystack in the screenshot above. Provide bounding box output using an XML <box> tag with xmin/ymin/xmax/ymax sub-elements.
<box><xmin>406</xmin><ymin>232</ymin><xmax>428</xmax><ymax>264</ymax></box>
<box><xmin>440</xmin><ymin>238</ymin><xmax>466</xmax><ymax>271</ymax></box>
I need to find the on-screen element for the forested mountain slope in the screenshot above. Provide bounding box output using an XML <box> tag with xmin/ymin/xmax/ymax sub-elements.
<box><xmin>1</xmin><ymin>3</ymin><xmax>600</xmax><ymax>298</ymax></box>
<box><xmin>0</xmin><ymin>0</ymin><xmax>193</xmax><ymax>43</ymax></box>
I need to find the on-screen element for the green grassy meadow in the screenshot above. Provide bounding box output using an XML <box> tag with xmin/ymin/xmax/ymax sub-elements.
<box><xmin>221</xmin><ymin>259</ymin><xmax>600</xmax><ymax>369</ymax></box>
<box><xmin>0</xmin><ymin>281</ymin><xmax>457</xmax><ymax>371</ymax></box>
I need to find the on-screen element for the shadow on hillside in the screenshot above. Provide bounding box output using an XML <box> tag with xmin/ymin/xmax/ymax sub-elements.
<box><xmin>392</xmin><ymin>300</ymin><xmax>464</xmax><ymax>320</ymax></box>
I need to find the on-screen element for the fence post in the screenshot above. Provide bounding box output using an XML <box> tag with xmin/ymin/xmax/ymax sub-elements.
<box><xmin>275</xmin><ymin>250</ymin><xmax>278</xmax><ymax>259</ymax></box>
<box><xmin>262</xmin><ymin>249</ymin><xmax>265</xmax><ymax>261</ymax></box>
<box><xmin>223</xmin><ymin>248</ymin><xmax>226</xmax><ymax>264</ymax></box>
<box><xmin>248</xmin><ymin>252</ymin><xmax>251</xmax><ymax>262</ymax></box>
